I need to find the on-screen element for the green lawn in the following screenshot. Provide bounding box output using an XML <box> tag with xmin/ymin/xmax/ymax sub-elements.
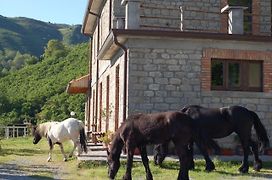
<box><xmin>1</xmin><ymin>137</ymin><xmax>272</xmax><ymax>179</ymax></box>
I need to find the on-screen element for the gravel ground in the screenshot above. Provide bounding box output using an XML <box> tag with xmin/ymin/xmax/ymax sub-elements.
<box><xmin>0</xmin><ymin>159</ymin><xmax>64</xmax><ymax>180</ymax></box>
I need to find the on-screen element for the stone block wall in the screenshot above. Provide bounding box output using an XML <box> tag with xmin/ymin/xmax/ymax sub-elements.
<box><xmin>180</xmin><ymin>0</ymin><xmax>221</xmax><ymax>32</ymax></box>
<box><xmin>140</xmin><ymin>0</ymin><xmax>181</xmax><ymax>30</ymax></box>
<box><xmin>259</xmin><ymin>0</ymin><xmax>271</xmax><ymax>35</ymax></box>
<box><xmin>127</xmin><ymin>38</ymin><xmax>272</xmax><ymax>148</ymax></box>
<box><xmin>128</xmin><ymin>47</ymin><xmax>203</xmax><ymax>113</ymax></box>
<box><xmin>120</xmin><ymin>0</ymin><xmax>271</xmax><ymax>34</ymax></box>
<box><xmin>113</xmin><ymin>0</ymin><xmax>125</xmax><ymax>29</ymax></box>
<box><xmin>139</xmin><ymin>0</ymin><xmax>222</xmax><ymax>32</ymax></box>
<box><xmin>100</xmin><ymin>0</ymin><xmax>110</xmax><ymax>47</ymax></box>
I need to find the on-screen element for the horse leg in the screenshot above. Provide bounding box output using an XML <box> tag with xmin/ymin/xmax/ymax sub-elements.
<box><xmin>154</xmin><ymin>142</ymin><xmax>168</xmax><ymax>166</ymax></box>
<box><xmin>123</xmin><ymin>145</ymin><xmax>134</xmax><ymax>180</ymax></box>
<box><xmin>238</xmin><ymin>136</ymin><xmax>250</xmax><ymax>173</ymax></box>
<box><xmin>47</xmin><ymin>137</ymin><xmax>54</xmax><ymax>162</ymax></box>
<box><xmin>188</xmin><ymin>141</ymin><xmax>195</xmax><ymax>170</ymax></box>
<box><xmin>153</xmin><ymin>144</ymin><xmax>160</xmax><ymax>165</ymax></box>
<box><xmin>195</xmin><ymin>141</ymin><xmax>215</xmax><ymax>172</ymax></box>
<box><xmin>250</xmin><ymin>139</ymin><xmax>262</xmax><ymax>171</ymax></box>
<box><xmin>58</xmin><ymin>143</ymin><xmax>68</xmax><ymax>161</ymax></box>
<box><xmin>140</xmin><ymin>146</ymin><xmax>153</xmax><ymax>180</ymax></box>
<box><xmin>68</xmin><ymin>140</ymin><xmax>78</xmax><ymax>157</ymax></box>
<box><xmin>172</xmin><ymin>141</ymin><xmax>190</xmax><ymax>180</ymax></box>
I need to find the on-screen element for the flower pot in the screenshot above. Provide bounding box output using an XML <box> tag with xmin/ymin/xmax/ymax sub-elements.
<box><xmin>264</xmin><ymin>148</ymin><xmax>272</xmax><ymax>155</ymax></box>
<box><xmin>134</xmin><ymin>148</ymin><xmax>140</xmax><ymax>155</ymax></box>
<box><xmin>220</xmin><ymin>148</ymin><xmax>234</xmax><ymax>156</ymax></box>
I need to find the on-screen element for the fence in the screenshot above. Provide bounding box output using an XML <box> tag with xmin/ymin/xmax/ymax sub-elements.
<box><xmin>0</xmin><ymin>125</ymin><xmax>30</xmax><ymax>139</ymax></box>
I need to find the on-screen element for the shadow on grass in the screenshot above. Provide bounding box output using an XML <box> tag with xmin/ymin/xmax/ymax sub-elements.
<box><xmin>0</xmin><ymin>148</ymin><xmax>48</xmax><ymax>156</ymax></box>
<box><xmin>158</xmin><ymin>160</ymin><xmax>272</xmax><ymax>179</ymax></box>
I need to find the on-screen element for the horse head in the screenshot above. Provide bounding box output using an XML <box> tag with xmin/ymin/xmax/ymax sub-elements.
<box><xmin>107</xmin><ymin>148</ymin><xmax>120</xmax><ymax>179</ymax></box>
<box><xmin>32</xmin><ymin>125</ymin><xmax>42</xmax><ymax>144</ymax></box>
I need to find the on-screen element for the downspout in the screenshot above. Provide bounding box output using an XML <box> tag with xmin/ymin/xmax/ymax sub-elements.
<box><xmin>109</xmin><ymin>0</ymin><xmax>112</xmax><ymax>31</ymax></box>
<box><xmin>87</xmin><ymin>11</ymin><xmax>100</xmax><ymax>132</ymax></box>
<box><xmin>96</xmin><ymin>18</ymin><xmax>100</xmax><ymax>132</ymax></box>
<box><xmin>112</xmin><ymin>31</ymin><xmax>128</xmax><ymax>122</ymax></box>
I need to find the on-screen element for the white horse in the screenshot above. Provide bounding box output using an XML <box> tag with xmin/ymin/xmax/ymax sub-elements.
<box><xmin>32</xmin><ymin>118</ymin><xmax>88</xmax><ymax>162</ymax></box>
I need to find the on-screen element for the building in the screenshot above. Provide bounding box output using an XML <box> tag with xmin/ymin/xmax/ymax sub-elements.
<box><xmin>68</xmin><ymin>0</ymin><xmax>272</xmax><ymax>148</ymax></box>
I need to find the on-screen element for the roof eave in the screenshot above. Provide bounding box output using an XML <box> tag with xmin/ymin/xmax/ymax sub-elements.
<box><xmin>81</xmin><ymin>0</ymin><xmax>106</xmax><ymax>36</ymax></box>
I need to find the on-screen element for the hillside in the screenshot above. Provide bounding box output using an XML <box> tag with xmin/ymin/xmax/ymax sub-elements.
<box><xmin>0</xmin><ymin>42</ymin><xmax>89</xmax><ymax>125</ymax></box>
<box><xmin>0</xmin><ymin>15</ymin><xmax>88</xmax><ymax>56</ymax></box>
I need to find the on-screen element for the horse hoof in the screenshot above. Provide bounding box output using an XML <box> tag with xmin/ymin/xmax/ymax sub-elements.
<box><xmin>238</xmin><ymin>166</ymin><xmax>249</xmax><ymax>173</ymax></box>
<box><xmin>122</xmin><ymin>175</ymin><xmax>132</xmax><ymax>180</ymax></box>
<box><xmin>63</xmin><ymin>158</ymin><xmax>67</xmax><ymax>162</ymax></box>
<box><xmin>253</xmin><ymin>164</ymin><xmax>262</xmax><ymax>172</ymax></box>
<box><xmin>205</xmin><ymin>162</ymin><xmax>215</xmax><ymax>172</ymax></box>
<box><xmin>189</xmin><ymin>162</ymin><xmax>195</xmax><ymax>170</ymax></box>
<box><xmin>47</xmin><ymin>158</ymin><xmax>51</xmax><ymax>162</ymax></box>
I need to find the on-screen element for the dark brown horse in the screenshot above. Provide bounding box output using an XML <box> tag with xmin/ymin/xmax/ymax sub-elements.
<box><xmin>106</xmin><ymin>111</ymin><xmax>194</xmax><ymax>180</ymax></box>
<box><xmin>154</xmin><ymin>105</ymin><xmax>269</xmax><ymax>173</ymax></box>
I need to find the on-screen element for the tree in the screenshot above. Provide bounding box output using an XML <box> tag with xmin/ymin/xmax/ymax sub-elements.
<box><xmin>43</xmin><ymin>40</ymin><xmax>68</xmax><ymax>59</ymax></box>
<box><xmin>0</xmin><ymin>93</ymin><xmax>10</xmax><ymax>113</ymax></box>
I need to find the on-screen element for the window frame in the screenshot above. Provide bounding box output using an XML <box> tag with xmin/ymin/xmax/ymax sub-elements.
<box><xmin>211</xmin><ymin>59</ymin><xmax>263</xmax><ymax>92</ymax></box>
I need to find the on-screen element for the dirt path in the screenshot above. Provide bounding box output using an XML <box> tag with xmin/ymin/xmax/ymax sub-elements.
<box><xmin>0</xmin><ymin>158</ymin><xmax>67</xmax><ymax>179</ymax></box>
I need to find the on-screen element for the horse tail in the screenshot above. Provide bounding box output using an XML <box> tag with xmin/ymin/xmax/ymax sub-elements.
<box><xmin>79</xmin><ymin>127</ymin><xmax>88</xmax><ymax>153</ymax></box>
<box><xmin>250</xmin><ymin>110</ymin><xmax>270</xmax><ymax>150</ymax></box>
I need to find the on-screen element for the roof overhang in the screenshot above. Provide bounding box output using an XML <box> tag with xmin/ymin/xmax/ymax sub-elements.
<box><xmin>81</xmin><ymin>0</ymin><xmax>107</xmax><ymax>36</ymax></box>
<box><xmin>66</xmin><ymin>74</ymin><xmax>90</xmax><ymax>94</ymax></box>
<box><xmin>97</xmin><ymin>29</ymin><xmax>272</xmax><ymax>60</ymax></box>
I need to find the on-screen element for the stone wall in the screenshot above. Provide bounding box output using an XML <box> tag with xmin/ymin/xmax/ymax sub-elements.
<box><xmin>120</xmin><ymin>0</ymin><xmax>271</xmax><ymax>34</ymax></box>
<box><xmin>128</xmin><ymin>47</ymin><xmax>202</xmax><ymax>113</ymax></box>
<box><xmin>139</xmin><ymin>0</ymin><xmax>222</xmax><ymax>32</ymax></box>
<box><xmin>140</xmin><ymin>0</ymin><xmax>180</xmax><ymax>30</ymax></box>
<box><xmin>259</xmin><ymin>0</ymin><xmax>272</xmax><ymax>35</ymax></box>
<box><xmin>127</xmin><ymin>37</ymin><xmax>272</xmax><ymax>148</ymax></box>
<box><xmin>180</xmin><ymin>0</ymin><xmax>221</xmax><ymax>32</ymax></box>
<box><xmin>100</xmin><ymin>0</ymin><xmax>110</xmax><ymax>47</ymax></box>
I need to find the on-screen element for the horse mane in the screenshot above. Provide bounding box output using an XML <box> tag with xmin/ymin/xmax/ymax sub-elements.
<box><xmin>181</xmin><ymin>105</ymin><xmax>203</xmax><ymax>113</ymax></box>
<box><xmin>36</xmin><ymin>122</ymin><xmax>58</xmax><ymax>137</ymax></box>
<box><xmin>109</xmin><ymin>124</ymin><xmax>125</xmax><ymax>160</ymax></box>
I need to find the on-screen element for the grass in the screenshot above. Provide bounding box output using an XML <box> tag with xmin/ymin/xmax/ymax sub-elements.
<box><xmin>1</xmin><ymin>137</ymin><xmax>272</xmax><ymax>179</ymax></box>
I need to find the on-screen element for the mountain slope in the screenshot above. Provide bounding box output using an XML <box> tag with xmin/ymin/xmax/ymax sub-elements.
<box><xmin>0</xmin><ymin>15</ymin><xmax>88</xmax><ymax>56</ymax></box>
<box><xmin>0</xmin><ymin>43</ymin><xmax>89</xmax><ymax>125</ymax></box>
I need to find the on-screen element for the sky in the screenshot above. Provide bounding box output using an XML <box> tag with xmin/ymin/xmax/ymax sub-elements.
<box><xmin>0</xmin><ymin>0</ymin><xmax>88</xmax><ymax>25</ymax></box>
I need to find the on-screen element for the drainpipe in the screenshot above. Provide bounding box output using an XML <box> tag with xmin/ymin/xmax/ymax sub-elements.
<box><xmin>112</xmin><ymin>31</ymin><xmax>128</xmax><ymax>122</ymax></box>
<box><xmin>87</xmin><ymin>10</ymin><xmax>101</xmax><ymax>132</ymax></box>
<box><xmin>96</xmin><ymin>19</ymin><xmax>100</xmax><ymax>131</ymax></box>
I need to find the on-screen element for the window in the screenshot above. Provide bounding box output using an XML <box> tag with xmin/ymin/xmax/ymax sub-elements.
<box><xmin>211</xmin><ymin>59</ymin><xmax>262</xmax><ymax>91</ymax></box>
<box><xmin>229</xmin><ymin>0</ymin><xmax>252</xmax><ymax>34</ymax></box>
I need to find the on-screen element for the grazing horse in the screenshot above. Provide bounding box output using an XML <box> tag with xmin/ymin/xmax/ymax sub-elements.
<box><xmin>32</xmin><ymin>117</ymin><xmax>88</xmax><ymax>162</ymax></box>
<box><xmin>107</xmin><ymin>111</ymin><xmax>195</xmax><ymax>180</ymax></box>
<box><xmin>154</xmin><ymin>105</ymin><xmax>269</xmax><ymax>173</ymax></box>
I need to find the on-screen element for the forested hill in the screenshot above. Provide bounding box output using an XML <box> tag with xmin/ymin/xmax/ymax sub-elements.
<box><xmin>0</xmin><ymin>15</ymin><xmax>89</xmax><ymax>77</ymax></box>
<box><xmin>0</xmin><ymin>42</ymin><xmax>89</xmax><ymax>125</ymax></box>
<box><xmin>0</xmin><ymin>15</ymin><xmax>88</xmax><ymax>56</ymax></box>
